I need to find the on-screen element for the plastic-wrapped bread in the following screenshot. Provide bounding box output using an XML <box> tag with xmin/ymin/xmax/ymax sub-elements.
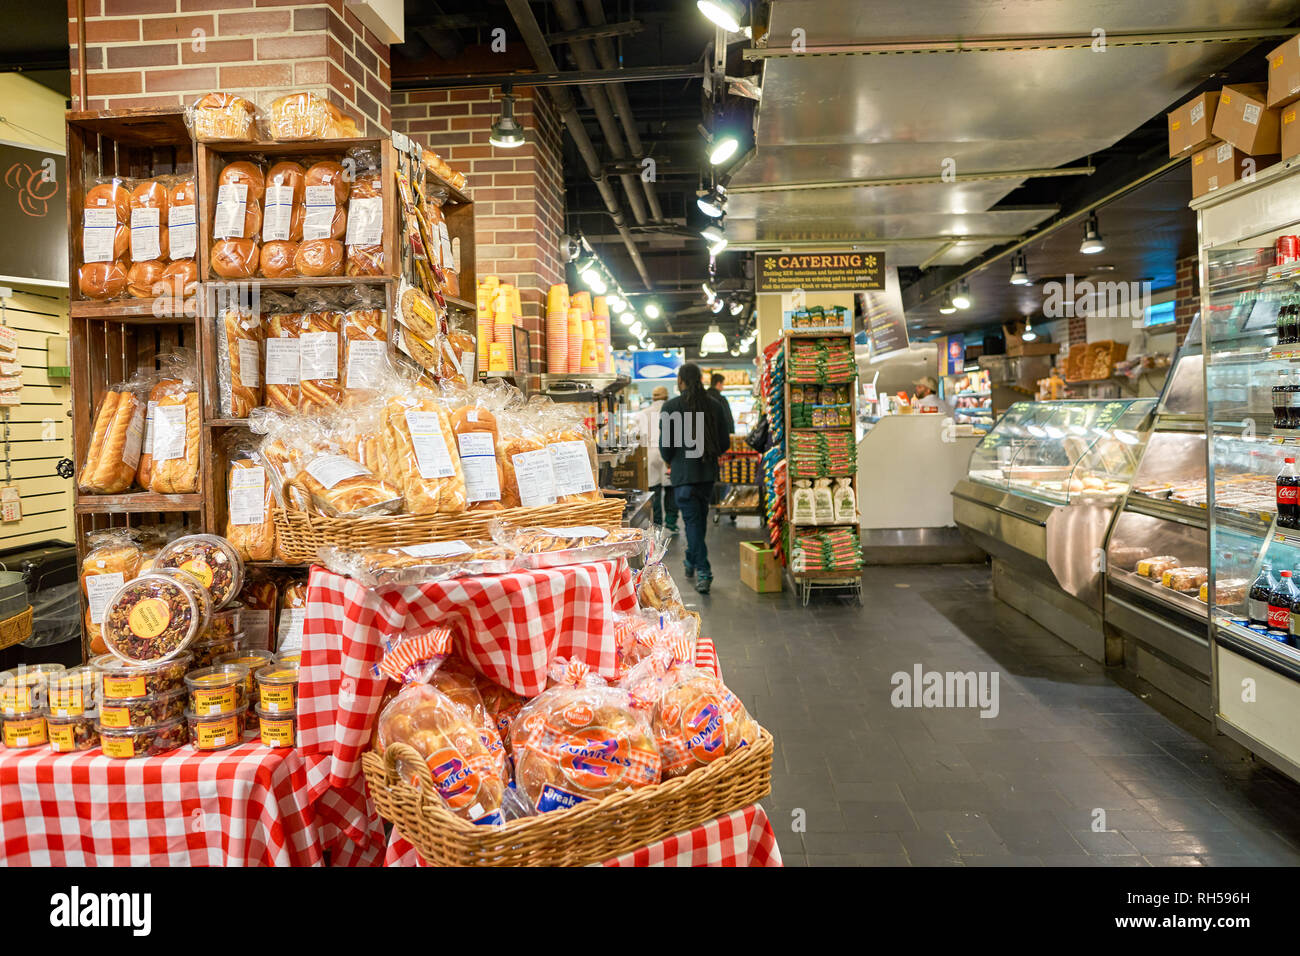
<box><xmin>217</xmin><ymin>306</ymin><xmax>263</xmax><ymax>419</ymax></box>
<box><xmin>148</xmin><ymin>355</ymin><xmax>201</xmax><ymax>494</ymax></box>
<box><xmin>451</xmin><ymin>402</ymin><xmax>504</xmax><ymax>512</ymax></box>
<box><xmin>225</xmin><ymin>439</ymin><xmax>274</xmax><ymax>562</ymax></box>
<box><xmin>263</xmin><ymin>293</ymin><xmax>302</xmax><ymax>412</ymax></box>
<box><xmin>136</xmin><ymin>376</ymin><xmax>175</xmax><ymax>490</ymax></box>
<box><xmin>345</xmin><ymin>172</ymin><xmax>384</xmax><ymax>276</ymax></box>
<box><xmin>381</xmin><ymin>393</ymin><xmax>468</xmax><ymax>514</ymax></box>
<box><xmin>79</xmin><ymin>390</ymin><xmax>121</xmax><ymax>493</ymax></box>
<box><xmin>289</xmin><ymin>447</ymin><xmax>402</xmax><ymax>518</ymax></box>
<box><xmin>81</xmin><ymin>530</ymin><xmax>145</xmax><ymax>657</ymax></box>
<box><xmin>340</xmin><ymin>293</ymin><xmax>387</xmax><ymax>403</ymax></box>
<box><xmin>87</xmin><ymin>382</ymin><xmax>146</xmax><ymax>494</ymax></box>
<box><xmin>260</xmin><ymin>160</ymin><xmax>303</xmax><ymax>277</ymax></box>
<box><xmin>297</xmin><ymin>296</ymin><xmax>343</xmax><ymax>411</ymax></box>
<box><xmin>496</xmin><ymin>414</ymin><xmax>552</xmax><ymax>510</ymax></box>
<box><xmin>1136</xmin><ymin>555</ymin><xmax>1180</xmax><ymax>578</ymax></box>
<box><xmin>188</xmin><ymin>92</ymin><xmax>256</xmax><ymax>142</ymax></box>
<box><xmin>543</xmin><ymin>405</ymin><xmax>601</xmax><ymax>503</ymax></box>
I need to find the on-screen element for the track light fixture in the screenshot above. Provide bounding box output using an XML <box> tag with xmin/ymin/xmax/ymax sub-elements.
<box><xmin>489</xmin><ymin>88</ymin><xmax>526</xmax><ymax>148</ymax></box>
<box><xmin>1080</xmin><ymin>212</ymin><xmax>1105</xmax><ymax>254</ymax></box>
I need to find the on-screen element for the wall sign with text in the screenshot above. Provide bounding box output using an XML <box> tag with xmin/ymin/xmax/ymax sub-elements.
<box><xmin>755</xmin><ymin>251</ymin><xmax>885</xmax><ymax>293</ymax></box>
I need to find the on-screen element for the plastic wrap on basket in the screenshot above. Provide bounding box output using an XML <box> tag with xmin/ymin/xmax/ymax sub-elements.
<box><xmin>316</xmin><ymin>538</ymin><xmax>516</xmax><ymax>588</ymax></box>
<box><xmin>287</xmin><ymin>415</ymin><xmax>403</xmax><ymax>518</ymax></box>
<box><xmin>635</xmin><ymin>525</ymin><xmax>684</xmax><ymax>614</ymax></box>
<box><xmin>491</xmin><ymin>520</ymin><xmax>645</xmax><ymax>570</ymax></box>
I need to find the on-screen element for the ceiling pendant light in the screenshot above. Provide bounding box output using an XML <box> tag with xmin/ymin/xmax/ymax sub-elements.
<box><xmin>489</xmin><ymin>89</ymin><xmax>526</xmax><ymax>148</ymax></box>
<box><xmin>951</xmin><ymin>281</ymin><xmax>972</xmax><ymax>310</ymax></box>
<box><xmin>1009</xmin><ymin>251</ymin><xmax>1031</xmax><ymax>286</ymax></box>
<box><xmin>701</xmin><ymin>324</ymin><xmax>728</xmax><ymax>354</ymax></box>
<box><xmin>644</xmin><ymin>338</ymin><xmax>655</xmax><ymax>349</ymax></box>
<box><xmin>697</xmin><ymin>0</ymin><xmax>743</xmax><ymax>32</ymax></box>
<box><xmin>939</xmin><ymin>293</ymin><xmax>957</xmax><ymax>315</ymax></box>
<box><xmin>1022</xmin><ymin>318</ymin><xmax>1038</xmax><ymax>342</ymax></box>
<box><xmin>729</xmin><ymin>299</ymin><xmax>744</xmax><ymax>316</ymax></box>
<box><xmin>581</xmin><ymin>265</ymin><xmax>601</xmax><ymax>287</ymax></box>
<box><xmin>1080</xmin><ymin>212</ymin><xmax>1105</xmax><ymax>254</ymax></box>
<box><xmin>644</xmin><ymin>301</ymin><xmax>661</xmax><ymax>319</ymax></box>
<box><xmin>697</xmin><ymin>185</ymin><xmax>727</xmax><ymax>218</ymax></box>
<box><xmin>708</xmin><ymin>134</ymin><xmax>739</xmax><ymax>166</ymax></box>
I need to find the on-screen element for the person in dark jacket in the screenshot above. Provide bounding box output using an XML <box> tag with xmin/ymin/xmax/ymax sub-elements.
<box><xmin>659</xmin><ymin>363</ymin><xmax>729</xmax><ymax>594</ymax></box>
<box><xmin>708</xmin><ymin>372</ymin><xmax>735</xmax><ymax>440</ymax></box>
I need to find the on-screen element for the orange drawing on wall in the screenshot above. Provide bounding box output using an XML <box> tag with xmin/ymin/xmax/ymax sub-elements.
<box><xmin>4</xmin><ymin>162</ymin><xmax>59</xmax><ymax>218</ymax></box>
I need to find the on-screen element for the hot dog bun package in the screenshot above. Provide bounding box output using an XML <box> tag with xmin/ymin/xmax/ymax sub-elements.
<box><xmin>78</xmin><ymin>373</ymin><xmax>148</xmax><ymax>495</ymax></box>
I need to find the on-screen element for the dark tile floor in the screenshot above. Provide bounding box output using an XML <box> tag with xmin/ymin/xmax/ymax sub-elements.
<box><xmin>677</xmin><ymin>516</ymin><xmax>1300</xmax><ymax>867</ymax></box>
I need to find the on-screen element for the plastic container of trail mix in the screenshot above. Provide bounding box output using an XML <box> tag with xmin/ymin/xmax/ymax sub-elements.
<box><xmin>255</xmin><ymin>705</ymin><xmax>296</xmax><ymax>749</ymax></box>
<box><xmin>100</xmin><ymin>571</ymin><xmax>207</xmax><ymax>664</ymax></box>
<box><xmin>1</xmin><ymin>708</ymin><xmax>47</xmax><ymax>749</ymax></box>
<box><xmin>47</xmin><ymin>666</ymin><xmax>100</xmax><ymax>718</ymax></box>
<box><xmin>203</xmin><ymin>605</ymin><xmax>243</xmax><ymax>643</ymax></box>
<box><xmin>97</xmin><ymin>686</ymin><xmax>186</xmax><ymax>730</ymax></box>
<box><xmin>184</xmin><ymin>664</ymin><xmax>249</xmax><ymax>716</ymax></box>
<box><xmin>155</xmin><ymin>534</ymin><xmax>244</xmax><ymax>609</ymax></box>
<box><xmin>255</xmin><ymin>663</ymin><xmax>299</xmax><ymax>713</ymax></box>
<box><xmin>215</xmin><ymin>650</ymin><xmax>273</xmax><ymax>705</ymax></box>
<box><xmin>93</xmin><ymin>653</ymin><xmax>191</xmax><ymax>700</ymax></box>
<box><xmin>47</xmin><ymin>710</ymin><xmax>100</xmax><ymax>753</ymax></box>
<box><xmin>185</xmin><ymin>705</ymin><xmax>245</xmax><ymax>752</ymax></box>
<box><xmin>0</xmin><ymin>663</ymin><xmax>65</xmax><ymax>715</ymax></box>
<box><xmin>275</xmin><ymin>650</ymin><xmax>301</xmax><ymax>667</ymax></box>
<box><xmin>99</xmin><ymin>716</ymin><xmax>187</xmax><ymax>758</ymax></box>
<box><xmin>189</xmin><ymin>632</ymin><xmax>246</xmax><ymax>670</ymax></box>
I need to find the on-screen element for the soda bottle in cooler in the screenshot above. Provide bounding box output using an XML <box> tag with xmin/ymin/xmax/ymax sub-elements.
<box><xmin>1278</xmin><ymin>457</ymin><xmax>1300</xmax><ymax>528</ymax></box>
<box><xmin>1287</xmin><ymin>366</ymin><xmax>1300</xmax><ymax>430</ymax></box>
<box><xmin>1274</xmin><ymin>370</ymin><xmax>1289</xmax><ymax>429</ymax></box>
<box><xmin>1268</xmin><ymin>570</ymin><xmax>1299</xmax><ymax>637</ymax></box>
<box><xmin>1249</xmin><ymin>565</ymin><xmax>1277</xmax><ymax>627</ymax></box>
<box><xmin>1280</xmin><ymin>292</ymin><xmax>1298</xmax><ymax>345</ymax></box>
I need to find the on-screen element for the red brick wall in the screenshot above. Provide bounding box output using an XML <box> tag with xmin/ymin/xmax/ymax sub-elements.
<box><xmin>393</xmin><ymin>86</ymin><xmax>567</xmax><ymax>373</ymax></box>
<box><xmin>1174</xmin><ymin>253</ymin><xmax>1199</xmax><ymax>348</ymax></box>
<box><xmin>1067</xmin><ymin>315</ymin><xmax>1087</xmax><ymax>346</ymax></box>
<box><xmin>68</xmin><ymin>0</ymin><xmax>391</xmax><ymax>134</ymax></box>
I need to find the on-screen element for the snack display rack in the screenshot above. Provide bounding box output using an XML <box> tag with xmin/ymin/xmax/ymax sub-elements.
<box><xmin>782</xmin><ymin>331</ymin><xmax>862</xmax><ymax>607</ymax></box>
<box><xmin>1193</xmin><ymin>157</ymin><xmax>1300</xmax><ymax>784</ymax></box>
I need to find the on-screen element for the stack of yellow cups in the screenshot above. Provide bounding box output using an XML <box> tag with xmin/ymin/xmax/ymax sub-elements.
<box><xmin>546</xmin><ymin>284</ymin><xmax>571</xmax><ymax>373</ymax></box>
<box><xmin>592</xmin><ymin>295</ymin><xmax>610</xmax><ymax>373</ymax></box>
<box><xmin>566</xmin><ymin>307</ymin><xmax>583</xmax><ymax>372</ymax></box>
<box><xmin>476</xmin><ymin>276</ymin><xmax>499</xmax><ymax>362</ymax></box>
<box><xmin>492</xmin><ymin>284</ymin><xmax>515</xmax><ymax>372</ymax></box>
<box><xmin>580</xmin><ymin>316</ymin><xmax>598</xmax><ymax>373</ymax></box>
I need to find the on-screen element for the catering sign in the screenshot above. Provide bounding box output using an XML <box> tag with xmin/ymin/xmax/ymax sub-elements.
<box><xmin>755</xmin><ymin>251</ymin><xmax>885</xmax><ymax>293</ymax></box>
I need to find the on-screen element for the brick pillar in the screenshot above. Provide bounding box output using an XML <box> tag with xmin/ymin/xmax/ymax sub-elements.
<box><xmin>392</xmin><ymin>86</ymin><xmax>566</xmax><ymax>373</ymax></box>
<box><xmin>68</xmin><ymin>0</ymin><xmax>391</xmax><ymax>135</ymax></box>
<box><xmin>1173</xmin><ymin>254</ymin><xmax>1199</xmax><ymax>347</ymax></box>
<box><xmin>1067</xmin><ymin>316</ymin><xmax>1087</xmax><ymax>346</ymax></box>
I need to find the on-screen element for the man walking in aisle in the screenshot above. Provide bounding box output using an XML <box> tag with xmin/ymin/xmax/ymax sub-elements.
<box><xmin>660</xmin><ymin>363</ymin><xmax>729</xmax><ymax>594</ymax></box>
<box><xmin>635</xmin><ymin>385</ymin><xmax>677</xmax><ymax>531</ymax></box>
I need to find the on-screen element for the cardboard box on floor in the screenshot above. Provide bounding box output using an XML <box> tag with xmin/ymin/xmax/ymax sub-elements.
<box><xmin>1267</xmin><ymin>34</ymin><xmax>1300</xmax><ymax>108</ymax></box>
<box><xmin>1168</xmin><ymin>91</ymin><xmax>1220</xmax><ymax>157</ymax></box>
<box><xmin>1212</xmin><ymin>83</ymin><xmax>1281</xmax><ymax>156</ymax></box>
<box><xmin>1191</xmin><ymin>141</ymin><xmax>1279</xmax><ymax>198</ymax></box>
<box><xmin>740</xmin><ymin>540</ymin><xmax>783</xmax><ymax>593</ymax></box>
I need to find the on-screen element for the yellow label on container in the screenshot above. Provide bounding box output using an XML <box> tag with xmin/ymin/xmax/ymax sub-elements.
<box><xmin>260</xmin><ymin>715</ymin><xmax>295</xmax><ymax>748</ymax></box>
<box><xmin>0</xmin><ymin>686</ymin><xmax>30</xmax><ymax>712</ymax></box>
<box><xmin>181</xmin><ymin>558</ymin><xmax>214</xmax><ymax>589</ymax></box>
<box><xmin>259</xmin><ymin>684</ymin><xmax>295</xmax><ymax>712</ymax></box>
<box><xmin>99</xmin><ymin>705</ymin><xmax>130</xmax><ymax>729</ymax></box>
<box><xmin>48</xmin><ymin>686</ymin><xmax>84</xmax><ymax>717</ymax></box>
<box><xmin>4</xmin><ymin>717</ymin><xmax>46</xmax><ymax>748</ymax></box>
<box><xmin>102</xmin><ymin>736</ymin><xmax>136</xmax><ymax>758</ymax></box>
<box><xmin>193</xmin><ymin>686</ymin><xmax>236</xmax><ymax>715</ymax></box>
<box><xmin>103</xmin><ymin>675</ymin><xmax>146</xmax><ymax>699</ymax></box>
<box><xmin>194</xmin><ymin>715</ymin><xmax>238</xmax><ymax>750</ymax></box>
<box><xmin>129</xmin><ymin>598</ymin><xmax>170</xmax><ymax>638</ymax></box>
<box><xmin>48</xmin><ymin>723</ymin><xmax>78</xmax><ymax>752</ymax></box>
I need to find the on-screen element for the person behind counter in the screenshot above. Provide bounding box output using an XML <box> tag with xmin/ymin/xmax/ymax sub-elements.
<box><xmin>912</xmin><ymin>376</ymin><xmax>943</xmax><ymax>411</ymax></box>
<box><xmin>635</xmin><ymin>385</ymin><xmax>678</xmax><ymax>532</ymax></box>
<box><xmin>660</xmin><ymin>363</ymin><xmax>728</xmax><ymax>595</ymax></box>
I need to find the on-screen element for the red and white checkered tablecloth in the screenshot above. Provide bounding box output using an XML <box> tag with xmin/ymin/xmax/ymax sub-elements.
<box><xmin>0</xmin><ymin>742</ymin><xmax>333</xmax><ymax>866</ymax></box>
<box><xmin>383</xmin><ymin>804</ymin><xmax>782</xmax><ymax>867</ymax></box>
<box><xmin>298</xmin><ymin>560</ymin><xmax>638</xmax><ymax>844</ymax></box>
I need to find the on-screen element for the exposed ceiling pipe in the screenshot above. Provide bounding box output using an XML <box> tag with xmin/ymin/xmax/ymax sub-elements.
<box><xmin>580</xmin><ymin>0</ymin><xmax>665</xmax><ymax>223</ymax></box>
<box><xmin>503</xmin><ymin>0</ymin><xmax>655</xmax><ymax>290</ymax></box>
<box><xmin>552</xmin><ymin>0</ymin><xmax>648</xmax><ymax>226</ymax></box>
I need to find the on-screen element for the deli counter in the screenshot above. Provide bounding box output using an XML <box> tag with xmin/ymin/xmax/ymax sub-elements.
<box><xmin>952</xmin><ymin>398</ymin><xmax>1156</xmax><ymax>663</ymax></box>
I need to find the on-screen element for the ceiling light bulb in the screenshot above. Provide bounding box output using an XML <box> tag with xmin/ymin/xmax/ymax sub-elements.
<box><xmin>952</xmin><ymin>282</ymin><xmax>972</xmax><ymax>310</ymax></box>
<box><xmin>701</xmin><ymin>324</ymin><xmax>728</xmax><ymax>354</ymax></box>
<box><xmin>628</xmin><ymin>344</ymin><xmax>638</xmax><ymax>351</ymax></box>
<box><xmin>708</xmin><ymin>238</ymin><xmax>728</xmax><ymax>257</ymax></box>
<box><xmin>1080</xmin><ymin>213</ymin><xmax>1105</xmax><ymax>254</ymax></box>
<box><xmin>711</xmin><ymin>298</ymin><xmax>725</xmax><ymax>313</ymax></box>
<box><xmin>489</xmin><ymin>93</ymin><xmax>526</xmax><ymax>148</ymax></box>
<box><xmin>582</xmin><ymin>267</ymin><xmax>600</xmax><ymax>287</ymax></box>
<box><xmin>700</xmin><ymin>224</ymin><xmax>726</xmax><ymax>244</ymax></box>
<box><xmin>696</xmin><ymin>0</ymin><xmax>742</xmax><ymax>32</ymax></box>
<box><xmin>645</xmin><ymin>339</ymin><xmax>655</xmax><ymax>349</ymax></box>
<box><xmin>1009</xmin><ymin>252</ymin><xmax>1031</xmax><ymax>286</ymax></box>
<box><xmin>590</xmin><ymin>277</ymin><xmax>607</xmax><ymax>295</ymax></box>
<box><xmin>607</xmin><ymin>295</ymin><xmax>624</xmax><ymax>312</ymax></box>
<box><xmin>630</xmin><ymin>321</ymin><xmax>644</xmax><ymax>337</ymax></box>
<box><xmin>644</xmin><ymin>301</ymin><xmax>661</xmax><ymax>319</ymax></box>
<box><xmin>939</xmin><ymin>293</ymin><xmax>956</xmax><ymax>315</ymax></box>
<box><xmin>729</xmin><ymin>299</ymin><xmax>744</xmax><ymax>316</ymax></box>
<box><xmin>708</xmin><ymin>135</ymin><xmax>739</xmax><ymax>166</ymax></box>
<box><xmin>697</xmin><ymin>185</ymin><xmax>727</xmax><ymax>218</ymax></box>
<box><xmin>618</xmin><ymin>312</ymin><xmax>634</xmax><ymax>326</ymax></box>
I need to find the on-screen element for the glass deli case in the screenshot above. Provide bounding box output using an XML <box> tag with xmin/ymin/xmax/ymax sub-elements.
<box><xmin>1103</xmin><ymin>321</ymin><xmax>1215</xmax><ymax>715</ymax></box>
<box><xmin>953</xmin><ymin>398</ymin><xmax>1155</xmax><ymax>663</ymax></box>
<box><xmin>1195</xmin><ymin>158</ymin><xmax>1300</xmax><ymax>784</ymax></box>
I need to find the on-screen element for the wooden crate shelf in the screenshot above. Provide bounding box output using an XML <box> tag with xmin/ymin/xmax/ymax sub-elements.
<box><xmin>75</xmin><ymin>493</ymin><xmax>203</xmax><ymax>514</ymax></box>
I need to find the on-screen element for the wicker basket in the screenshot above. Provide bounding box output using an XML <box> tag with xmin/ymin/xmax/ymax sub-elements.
<box><xmin>0</xmin><ymin>606</ymin><xmax>33</xmax><ymax>651</ymax></box>
<box><xmin>273</xmin><ymin>497</ymin><xmax>627</xmax><ymax>563</ymax></box>
<box><xmin>362</xmin><ymin>728</ymin><xmax>774</xmax><ymax>866</ymax></box>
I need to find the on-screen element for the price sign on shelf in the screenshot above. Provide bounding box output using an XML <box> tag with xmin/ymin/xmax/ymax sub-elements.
<box><xmin>0</xmin><ymin>487</ymin><xmax>20</xmax><ymax>523</ymax></box>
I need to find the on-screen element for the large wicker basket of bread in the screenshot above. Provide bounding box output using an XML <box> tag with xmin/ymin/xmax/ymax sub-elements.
<box><xmin>272</xmin><ymin>497</ymin><xmax>626</xmax><ymax>563</ymax></box>
<box><xmin>362</xmin><ymin>727</ymin><xmax>773</xmax><ymax>867</ymax></box>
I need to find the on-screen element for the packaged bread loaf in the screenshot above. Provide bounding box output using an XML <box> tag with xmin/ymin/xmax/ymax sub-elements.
<box><xmin>263</xmin><ymin>292</ymin><xmax>302</xmax><ymax>412</ymax></box>
<box><xmin>275</xmin><ymin>579</ymin><xmax>308</xmax><ymax>652</ymax></box>
<box><xmin>128</xmin><ymin>179</ymin><xmax>168</xmax><ymax>265</ymax></box>
<box><xmin>541</xmin><ymin>403</ymin><xmax>600</xmax><ymax>503</ymax></box>
<box><xmin>1136</xmin><ymin>555</ymin><xmax>1180</xmax><ymax>578</ymax></box>
<box><xmin>88</xmin><ymin>378</ymin><xmax>147</xmax><ymax>494</ymax></box>
<box><xmin>135</xmin><ymin>375</ymin><xmax>173</xmax><ymax>490</ymax></box>
<box><xmin>381</xmin><ymin>391</ymin><xmax>468</xmax><ymax>514</ymax></box>
<box><xmin>155</xmin><ymin>259</ymin><xmax>198</xmax><ymax>304</ymax></box>
<box><xmin>289</xmin><ymin>421</ymin><xmax>403</xmax><ymax>518</ymax></box>
<box><xmin>217</xmin><ymin>305</ymin><xmax>263</xmax><ymax>418</ymax></box>
<box><xmin>78</xmin><ymin>260</ymin><xmax>129</xmax><ymax>300</ymax></box>
<box><xmin>81</xmin><ymin>529</ymin><xmax>145</xmax><ymax>657</ymax></box>
<box><xmin>267</xmin><ymin>92</ymin><xmax>360</xmax><ymax>141</ymax></box>
<box><xmin>345</xmin><ymin>168</ymin><xmax>384</xmax><ymax>276</ymax></box>
<box><xmin>167</xmin><ymin>177</ymin><xmax>198</xmax><ymax>264</ymax></box>
<box><xmin>210</xmin><ymin>160</ymin><xmax>263</xmax><ymax>277</ymax></box>
<box><xmin>297</xmin><ymin>292</ymin><xmax>343</xmax><ymax>411</ymax></box>
<box><xmin>341</xmin><ymin>288</ymin><xmax>388</xmax><ymax>402</ymax></box>
<box><xmin>79</xmin><ymin>176</ymin><xmax>131</xmax><ymax>300</ymax></box>
<box><xmin>188</xmin><ymin>92</ymin><xmax>256</xmax><ymax>142</ymax></box>
<box><xmin>79</xmin><ymin>390</ymin><xmax>122</xmax><ymax>493</ymax></box>
<box><xmin>496</xmin><ymin>413</ymin><xmax>552</xmax><ymax>509</ymax></box>
<box><xmin>450</xmin><ymin>386</ymin><xmax>507</xmax><ymax>512</ymax></box>
<box><xmin>148</xmin><ymin>351</ymin><xmax>201</xmax><ymax>495</ymax></box>
<box><xmin>260</xmin><ymin>160</ymin><xmax>303</xmax><ymax>254</ymax></box>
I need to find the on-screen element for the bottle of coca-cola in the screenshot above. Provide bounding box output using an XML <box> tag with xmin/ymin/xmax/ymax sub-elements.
<box><xmin>1249</xmin><ymin>565</ymin><xmax>1277</xmax><ymax>627</ymax></box>
<box><xmin>1279</xmin><ymin>457</ymin><xmax>1300</xmax><ymax>529</ymax></box>
<box><xmin>1269</xmin><ymin>570</ymin><xmax>1299</xmax><ymax>636</ymax></box>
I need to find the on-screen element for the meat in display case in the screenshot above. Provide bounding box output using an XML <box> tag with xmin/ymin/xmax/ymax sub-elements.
<box><xmin>1196</xmin><ymin>156</ymin><xmax>1300</xmax><ymax>784</ymax></box>
<box><xmin>953</xmin><ymin>398</ymin><xmax>1154</xmax><ymax>664</ymax></box>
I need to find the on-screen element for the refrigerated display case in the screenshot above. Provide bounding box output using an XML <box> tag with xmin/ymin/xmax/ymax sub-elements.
<box><xmin>1102</xmin><ymin>319</ymin><xmax>1219</xmax><ymax>715</ymax></box>
<box><xmin>1195</xmin><ymin>157</ymin><xmax>1300</xmax><ymax>784</ymax></box>
<box><xmin>953</xmin><ymin>397</ymin><xmax>1155</xmax><ymax>662</ymax></box>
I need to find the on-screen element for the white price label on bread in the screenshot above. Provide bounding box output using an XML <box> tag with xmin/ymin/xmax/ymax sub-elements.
<box><xmin>264</xmin><ymin>337</ymin><xmax>301</xmax><ymax>386</ymax></box>
<box><xmin>213</xmin><ymin>183</ymin><xmax>248</xmax><ymax>239</ymax></box>
<box><xmin>345</xmin><ymin>339</ymin><xmax>387</xmax><ymax>389</ymax></box>
<box><xmin>299</xmin><ymin>331</ymin><xmax>339</xmax><ymax>381</ymax></box>
<box><xmin>512</xmin><ymin>448</ymin><xmax>557</xmax><ymax>507</ymax></box>
<box><xmin>458</xmin><ymin>431</ymin><xmax>500</xmax><ymax>502</ymax></box>
<box><xmin>303</xmin><ymin>185</ymin><xmax>336</xmax><ymax>241</ymax></box>
<box><xmin>168</xmin><ymin>203</ymin><xmax>197</xmax><ymax>259</ymax></box>
<box><xmin>399</xmin><ymin>541</ymin><xmax>473</xmax><ymax>558</ymax></box>
<box><xmin>85</xmin><ymin>572</ymin><xmax>125</xmax><ymax>625</ymax></box>
<box><xmin>304</xmin><ymin>454</ymin><xmax>369</xmax><ymax>490</ymax></box>
<box><xmin>541</xmin><ymin>526</ymin><xmax>609</xmax><ymax>538</ymax></box>
<box><xmin>129</xmin><ymin>207</ymin><xmax>161</xmax><ymax>262</ymax></box>
<box><xmin>345</xmin><ymin>196</ymin><xmax>383</xmax><ymax>246</ymax></box>
<box><xmin>549</xmin><ymin>440</ymin><xmax>597</xmax><ymax>496</ymax></box>
<box><xmin>82</xmin><ymin>208</ymin><xmax>116</xmax><ymax>263</ymax></box>
<box><xmin>404</xmin><ymin>410</ymin><xmax>456</xmax><ymax>479</ymax></box>
<box><xmin>237</xmin><ymin>338</ymin><xmax>261</xmax><ymax>388</ymax></box>
<box><xmin>121</xmin><ymin>404</ymin><xmax>145</xmax><ymax>469</ymax></box>
<box><xmin>263</xmin><ymin>185</ymin><xmax>295</xmax><ymax>242</ymax></box>
<box><xmin>228</xmin><ymin>465</ymin><xmax>267</xmax><ymax>525</ymax></box>
<box><xmin>151</xmin><ymin>404</ymin><xmax>188</xmax><ymax>462</ymax></box>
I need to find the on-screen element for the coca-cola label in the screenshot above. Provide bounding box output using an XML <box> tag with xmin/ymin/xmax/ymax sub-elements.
<box><xmin>1269</xmin><ymin>603</ymin><xmax>1291</xmax><ymax>629</ymax></box>
<box><xmin>1279</xmin><ymin>485</ymin><xmax>1299</xmax><ymax>505</ymax></box>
